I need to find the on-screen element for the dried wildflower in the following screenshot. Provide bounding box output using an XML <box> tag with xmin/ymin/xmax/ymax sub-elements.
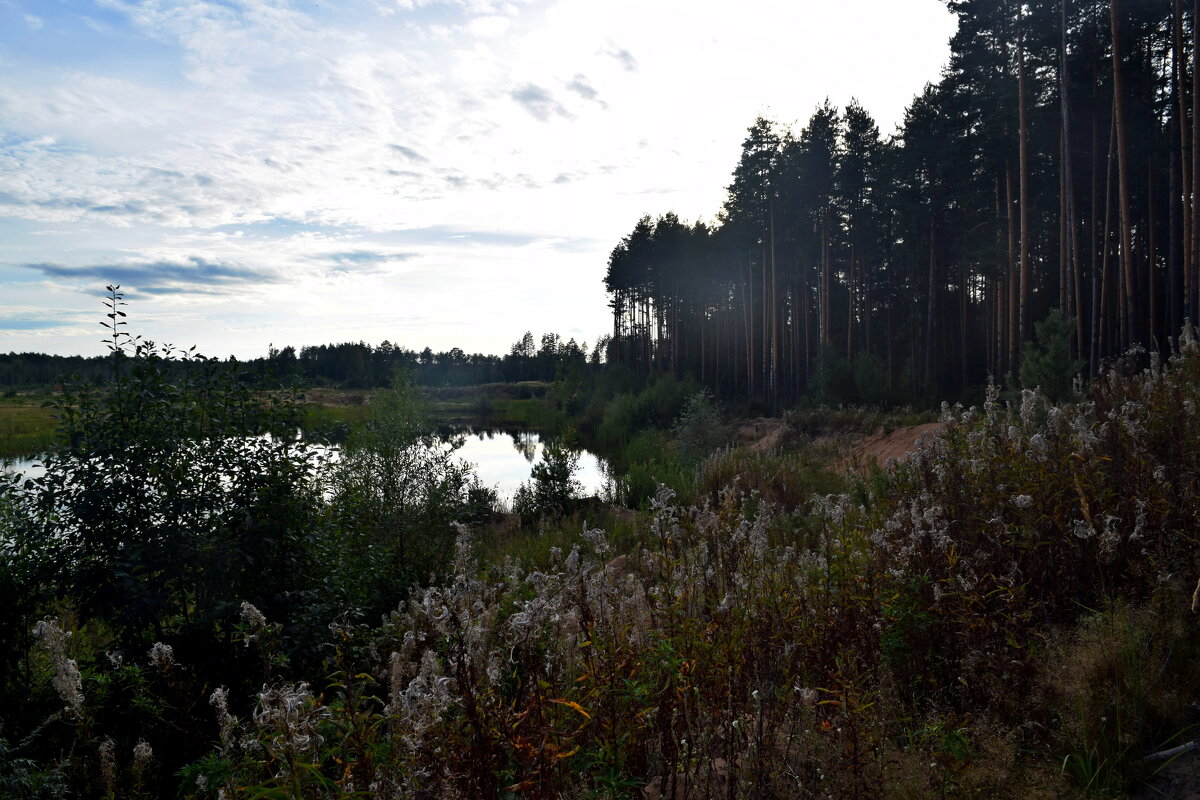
<box><xmin>253</xmin><ymin>682</ymin><xmax>329</xmax><ymax>759</ymax></box>
<box><xmin>581</xmin><ymin>525</ymin><xmax>609</xmax><ymax>557</ymax></box>
<box><xmin>394</xmin><ymin>651</ymin><xmax>456</xmax><ymax>747</ymax></box>
<box><xmin>1019</xmin><ymin>389</ymin><xmax>1039</xmax><ymax>425</ymax></box>
<box><xmin>132</xmin><ymin>739</ymin><xmax>153</xmax><ymax>777</ymax></box>
<box><xmin>1011</xmin><ymin>495</ymin><xmax>1033</xmax><ymax>509</ymax></box>
<box><xmin>1153</xmin><ymin>465</ymin><xmax>1168</xmax><ymax>487</ymax></box>
<box><xmin>33</xmin><ymin>619</ymin><xmax>84</xmax><ymax>716</ymax></box>
<box><xmin>148</xmin><ymin>641</ymin><xmax>175</xmax><ymax>669</ymax></box>
<box><xmin>240</xmin><ymin>601</ymin><xmax>268</xmax><ymax>629</ymax></box>
<box><xmin>386</xmin><ymin>651</ymin><xmax>405</xmax><ymax>715</ymax></box>
<box><xmin>210</xmin><ymin>687</ymin><xmax>237</xmax><ymax>750</ymax></box>
<box><xmin>1098</xmin><ymin>514</ymin><xmax>1122</xmax><ymax>557</ymax></box>
<box><xmin>98</xmin><ymin>736</ymin><xmax>116</xmax><ymax>794</ymax></box>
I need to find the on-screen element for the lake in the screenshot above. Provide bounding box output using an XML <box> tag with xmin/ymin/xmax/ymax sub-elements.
<box><xmin>441</xmin><ymin>427</ymin><xmax>609</xmax><ymax>505</ymax></box>
<box><xmin>1</xmin><ymin>427</ymin><xmax>609</xmax><ymax>508</ymax></box>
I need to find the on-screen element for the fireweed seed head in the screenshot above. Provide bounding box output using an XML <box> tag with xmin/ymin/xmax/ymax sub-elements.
<box><xmin>1072</xmin><ymin>518</ymin><xmax>1096</xmax><ymax>540</ymax></box>
<box><xmin>132</xmin><ymin>739</ymin><xmax>153</xmax><ymax>775</ymax></box>
<box><xmin>1020</xmin><ymin>389</ymin><xmax>1039</xmax><ymax>425</ymax></box>
<box><xmin>98</xmin><ymin>737</ymin><xmax>117</xmax><ymax>792</ymax></box>
<box><xmin>582</xmin><ymin>525</ymin><xmax>610</xmax><ymax>557</ymax></box>
<box><xmin>33</xmin><ymin>619</ymin><xmax>84</xmax><ymax>715</ymax></box>
<box><xmin>253</xmin><ymin>682</ymin><xmax>328</xmax><ymax>757</ymax></box>
<box><xmin>210</xmin><ymin>687</ymin><xmax>237</xmax><ymax>749</ymax></box>
<box><xmin>148</xmin><ymin>642</ymin><xmax>175</xmax><ymax>669</ymax></box>
<box><xmin>1028</xmin><ymin>434</ymin><xmax>1049</xmax><ymax>458</ymax></box>
<box><xmin>240</xmin><ymin>601</ymin><xmax>268</xmax><ymax>629</ymax></box>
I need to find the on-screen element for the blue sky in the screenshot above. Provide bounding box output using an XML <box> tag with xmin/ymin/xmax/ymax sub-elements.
<box><xmin>0</xmin><ymin>0</ymin><xmax>956</xmax><ymax>358</ymax></box>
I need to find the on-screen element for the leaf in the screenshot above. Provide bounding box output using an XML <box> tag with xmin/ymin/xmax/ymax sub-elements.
<box><xmin>550</xmin><ymin>698</ymin><xmax>591</xmax><ymax>719</ymax></box>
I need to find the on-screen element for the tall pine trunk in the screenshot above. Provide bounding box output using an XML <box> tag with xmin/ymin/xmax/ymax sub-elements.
<box><xmin>1111</xmin><ymin>0</ymin><xmax>1136</xmax><ymax>347</ymax></box>
<box><xmin>1176</xmin><ymin>0</ymin><xmax>1192</xmax><ymax>327</ymax></box>
<box><xmin>1018</xmin><ymin>14</ymin><xmax>1032</xmax><ymax>359</ymax></box>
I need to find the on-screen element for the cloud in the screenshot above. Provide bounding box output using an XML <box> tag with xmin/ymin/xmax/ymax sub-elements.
<box><xmin>0</xmin><ymin>317</ymin><xmax>62</xmax><ymax>331</ymax></box>
<box><xmin>389</xmin><ymin>144</ymin><xmax>429</xmax><ymax>162</ymax></box>
<box><xmin>467</xmin><ymin>15</ymin><xmax>509</xmax><ymax>37</ymax></box>
<box><xmin>316</xmin><ymin>250</ymin><xmax>420</xmax><ymax>275</ymax></box>
<box><xmin>510</xmin><ymin>83</ymin><xmax>572</xmax><ymax>122</ymax></box>
<box><xmin>603</xmin><ymin>43</ymin><xmax>638</xmax><ymax>72</ymax></box>
<box><xmin>565</xmin><ymin>74</ymin><xmax>606</xmax><ymax>108</ymax></box>
<box><xmin>324</xmin><ymin>250</ymin><xmax>416</xmax><ymax>264</ymax></box>
<box><xmin>23</xmin><ymin>14</ymin><xmax>42</xmax><ymax>30</ymax></box>
<box><xmin>21</xmin><ymin>256</ymin><xmax>281</xmax><ymax>293</ymax></box>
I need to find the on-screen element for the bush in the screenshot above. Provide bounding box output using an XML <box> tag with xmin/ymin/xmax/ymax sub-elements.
<box><xmin>324</xmin><ymin>373</ymin><xmax>480</xmax><ymax>618</ymax></box>
<box><xmin>673</xmin><ymin>390</ymin><xmax>724</xmax><ymax>464</ymax></box>
<box><xmin>13</xmin><ymin>287</ymin><xmax>324</xmax><ymax>646</ymax></box>
<box><xmin>1019</xmin><ymin>309</ymin><xmax>1084</xmax><ymax>402</ymax></box>
<box><xmin>512</xmin><ymin>436</ymin><xmax>583</xmax><ymax>524</ymax></box>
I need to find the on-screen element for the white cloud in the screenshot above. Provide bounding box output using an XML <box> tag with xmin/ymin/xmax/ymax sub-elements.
<box><xmin>0</xmin><ymin>0</ymin><xmax>956</xmax><ymax>357</ymax></box>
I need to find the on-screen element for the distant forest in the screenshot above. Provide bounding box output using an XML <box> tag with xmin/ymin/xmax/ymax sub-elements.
<box><xmin>604</xmin><ymin>0</ymin><xmax>1199</xmax><ymax>406</ymax></box>
<box><xmin>0</xmin><ymin>332</ymin><xmax>597</xmax><ymax>389</ymax></box>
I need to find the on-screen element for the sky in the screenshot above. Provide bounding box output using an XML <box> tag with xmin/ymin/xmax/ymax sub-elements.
<box><xmin>0</xmin><ymin>0</ymin><xmax>958</xmax><ymax>359</ymax></box>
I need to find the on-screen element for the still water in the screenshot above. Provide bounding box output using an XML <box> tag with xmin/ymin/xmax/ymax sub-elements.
<box><xmin>443</xmin><ymin>427</ymin><xmax>609</xmax><ymax>504</ymax></box>
<box><xmin>2</xmin><ymin>428</ymin><xmax>608</xmax><ymax>507</ymax></box>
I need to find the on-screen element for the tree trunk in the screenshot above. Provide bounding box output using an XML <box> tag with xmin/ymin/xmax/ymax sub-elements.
<box><xmin>1111</xmin><ymin>0</ymin><xmax>1136</xmax><ymax>347</ymax></box>
<box><xmin>1099</xmin><ymin>106</ymin><xmax>1117</xmax><ymax>359</ymax></box>
<box><xmin>1061</xmin><ymin>0</ymin><xmax>1084</xmax><ymax>358</ymax></box>
<box><xmin>1176</xmin><ymin>0</ymin><xmax>1192</xmax><ymax>327</ymax></box>
<box><xmin>926</xmin><ymin>220</ymin><xmax>937</xmax><ymax>397</ymax></box>
<box><xmin>1172</xmin><ymin>146</ymin><xmax>1183</xmax><ymax>339</ymax></box>
<box><xmin>1149</xmin><ymin>156</ymin><xmax>1158</xmax><ymax>345</ymax></box>
<box><xmin>1193</xmin><ymin>0</ymin><xmax>1200</xmax><ymax>321</ymax></box>
<box><xmin>1007</xmin><ymin>164</ymin><xmax>1019</xmax><ymax>372</ymax></box>
<box><xmin>1019</xmin><ymin>15</ymin><xmax>1032</xmax><ymax>356</ymax></box>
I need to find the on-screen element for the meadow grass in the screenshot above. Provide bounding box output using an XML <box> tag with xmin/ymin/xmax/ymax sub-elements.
<box><xmin>0</xmin><ymin>397</ymin><xmax>58</xmax><ymax>457</ymax></box>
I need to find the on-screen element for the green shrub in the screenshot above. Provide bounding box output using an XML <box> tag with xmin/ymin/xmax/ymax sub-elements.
<box><xmin>1019</xmin><ymin>309</ymin><xmax>1085</xmax><ymax>402</ymax></box>
<box><xmin>673</xmin><ymin>390</ymin><xmax>725</xmax><ymax>464</ymax></box>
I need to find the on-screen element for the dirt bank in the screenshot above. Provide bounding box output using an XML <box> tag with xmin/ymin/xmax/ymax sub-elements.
<box><xmin>735</xmin><ymin>417</ymin><xmax>943</xmax><ymax>472</ymax></box>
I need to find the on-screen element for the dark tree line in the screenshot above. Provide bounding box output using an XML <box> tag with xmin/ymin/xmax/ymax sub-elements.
<box><xmin>605</xmin><ymin>0</ymin><xmax>1197</xmax><ymax>406</ymax></box>
<box><xmin>0</xmin><ymin>353</ymin><xmax>114</xmax><ymax>388</ymax></box>
<box><xmin>1</xmin><ymin>332</ymin><xmax>599</xmax><ymax>390</ymax></box>
<box><xmin>258</xmin><ymin>332</ymin><xmax>595</xmax><ymax>387</ymax></box>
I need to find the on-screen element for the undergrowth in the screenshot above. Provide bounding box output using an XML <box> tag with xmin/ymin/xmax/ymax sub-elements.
<box><xmin>7</xmin><ymin>328</ymin><xmax>1200</xmax><ymax>798</ymax></box>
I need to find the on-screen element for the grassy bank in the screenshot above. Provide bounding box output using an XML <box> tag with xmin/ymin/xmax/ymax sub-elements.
<box><xmin>0</xmin><ymin>394</ymin><xmax>57</xmax><ymax>457</ymax></box>
<box><xmin>0</xmin><ymin>382</ymin><xmax>562</xmax><ymax>457</ymax></box>
<box><xmin>301</xmin><ymin>383</ymin><xmax>564</xmax><ymax>441</ymax></box>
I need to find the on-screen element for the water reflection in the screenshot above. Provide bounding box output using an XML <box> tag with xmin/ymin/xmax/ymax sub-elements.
<box><xmin>437</xmin><ymin>426</ymin><xmax>607</xmax><ymax>503</ymax></box>
<box><xmin>4</xmin><ymin>428</ymin><xmax>608</xmax><ymax>507</ymax></box>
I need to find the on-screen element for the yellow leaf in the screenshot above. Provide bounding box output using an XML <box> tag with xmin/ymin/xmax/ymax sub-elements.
<box><xmin>550</xmin><ymin>698</ymin><xmax>592</xmax><ymax>719</ymax></box>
